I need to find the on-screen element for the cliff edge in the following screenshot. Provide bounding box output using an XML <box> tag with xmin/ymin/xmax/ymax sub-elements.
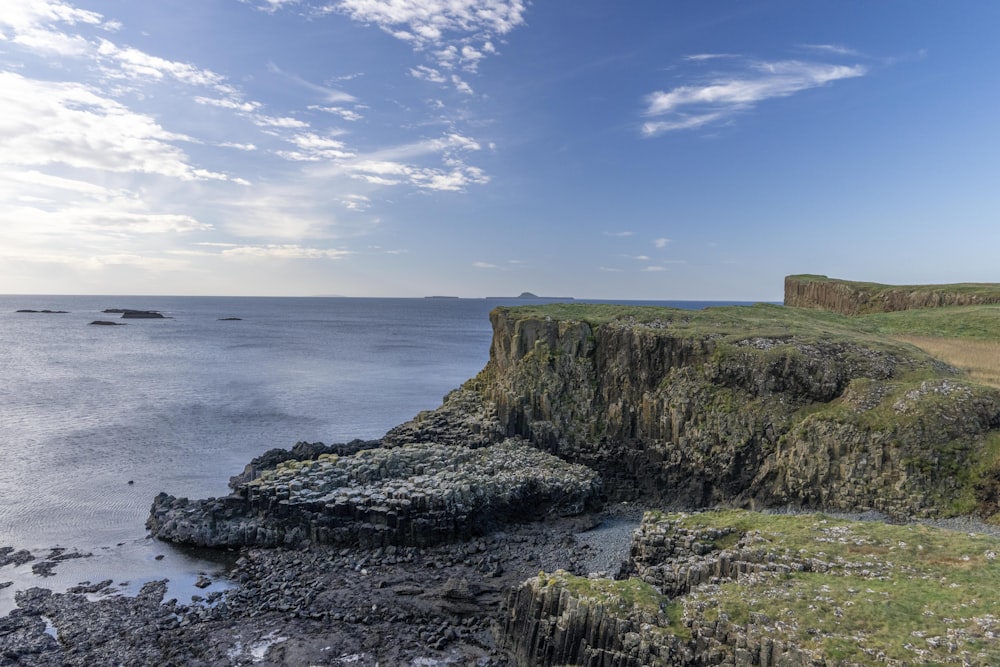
<box><xmin>394</xmin><ymin>302</ymin><xmax>1000</xmax><ymax>520</ymax></box>
<box><xmin>784</xmin><ymin>274</ymin><xmax>1000</xmax><ymax>315</ymax></box>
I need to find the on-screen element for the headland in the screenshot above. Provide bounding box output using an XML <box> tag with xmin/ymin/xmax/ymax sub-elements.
<box><xmin>4</xmin><ymin>276</ymin><xmax>1000</xmax><ymax>666</ymax></box>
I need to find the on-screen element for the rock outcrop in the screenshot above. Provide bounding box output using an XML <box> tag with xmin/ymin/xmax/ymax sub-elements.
<box><xmin>444</xmin><ymin>303</ymin><xmax>1000</xmax><ymax>519</ymax></box>
<box><xmin>149</xmin><ymin>439</ymin><xmax>601</xmax><ymax>549</ymax></box>
<box><xmin>497</xmin><ymin>510</ymin><xmax>1000</xmax><ymax>666</ymax></box>
<box><xmin>784</xmin><ymin>274</ymin><xmax>1000</xmax><ymax>315</ymax></box>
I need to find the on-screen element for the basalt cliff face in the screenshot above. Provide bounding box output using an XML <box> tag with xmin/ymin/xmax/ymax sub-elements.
<box><xmin>784</xmin><ymin>274</ymin><xmax>1000</xmax><ymax>315</ymax></box>
<box><xmin>399</xmin><ymin>304</ymin><xmax>1000</xmax><ymax>520</ymax></box>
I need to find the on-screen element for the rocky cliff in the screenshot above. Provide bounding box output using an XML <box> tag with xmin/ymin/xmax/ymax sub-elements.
<box><xmin>784</xmin><ymin>274</ymin><xmax>1000</xmax><ymax>315</ymax></box>
<box><xmin>398</xmin><ymin>303</ymin><xmax>1000</xmax><ymax>520</ymax></box>
<box><xmin>497</xmin><ymin>509</ymin><xmax>1000</xmax><ymax>666</ymax></box>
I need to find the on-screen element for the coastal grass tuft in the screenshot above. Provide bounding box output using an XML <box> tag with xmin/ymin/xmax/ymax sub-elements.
<box><xmin>541</xmin><ymin>569</ymin><xmax>689</xmax><ymax>639</ymax></box>
<box><xmin>667</xmin><ymin>510</ymin><xmax>1000</xmax><ymax>664</ymax></box>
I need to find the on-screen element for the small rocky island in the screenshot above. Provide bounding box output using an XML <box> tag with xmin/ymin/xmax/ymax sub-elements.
<box><xmin>4</xmin><ymin>276</ymin><xmax>1000</xmax><ymax>666</ymax></box>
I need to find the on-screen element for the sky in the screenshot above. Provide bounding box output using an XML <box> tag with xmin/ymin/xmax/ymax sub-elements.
<box><xmin>1</xmin><ymin>1</ymin><xmax>998</xmax><ymax>300</ymax></box>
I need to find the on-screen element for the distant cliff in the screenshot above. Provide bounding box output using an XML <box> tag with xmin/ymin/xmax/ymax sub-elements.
<box><xmin>396</xmin><ymin>302</ymin><xmax>1000</xmax><ymax>520</ymax></box>
<box><xmin>784</xmin><ymin>274</ymin><xmax>1000</xmax><ymax>315</ymax></box>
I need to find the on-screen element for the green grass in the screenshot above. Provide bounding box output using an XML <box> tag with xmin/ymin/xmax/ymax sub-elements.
<box><xmin>497</xmin><ymin>302</ymin><xmax>888</xmax><ymax>345</ymax></box>
<box><xmin>856</xmin><ymin>306</ymin><xmax>1000</xmax><ymax>341</ymax></box>
<box><xmin>498</xmin><ymin>301</ymin><xmax>1000</xmax><ymax>343</ymax></box>
<box><xmin>663</xmin><ymin>510</ymin><xmax>1000</xmax><ymax>664</ymax></box>
<box><xmin>788</xmin><ymin>274</ymin><xmax>1000</xmax><ymax>298</ymax></box>
<box><xmin>540</xmin><ymin>570</ymin><xmax>688</xmax><ymax>639</ymax></box>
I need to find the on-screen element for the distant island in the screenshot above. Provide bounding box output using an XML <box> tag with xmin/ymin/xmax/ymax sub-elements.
<box><xmin>486</xmin><ymin>291</ymin><xmax>575</xmax><ymax>300</ymax></box>
<box><xmin>424</xmin><ymin>292</ymin><xmax>576</xmax><ymax>300</ymax></box>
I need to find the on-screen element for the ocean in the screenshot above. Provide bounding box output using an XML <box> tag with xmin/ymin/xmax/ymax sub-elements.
<box><xmin>0</xmin><ymin>295</ymin><xmax>751</xmax><ymax>613</ymax></box>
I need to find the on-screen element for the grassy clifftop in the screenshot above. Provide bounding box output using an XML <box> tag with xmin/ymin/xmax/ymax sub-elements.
<box><xmin>469</xmin><ymin>300</ymin><xmax>1000</xmax><ymax>520</ymax></box>
<box><xmin>785</xmin><ymin>274</ymin><xmax>1000</xmax><ymax>315</ymax></box>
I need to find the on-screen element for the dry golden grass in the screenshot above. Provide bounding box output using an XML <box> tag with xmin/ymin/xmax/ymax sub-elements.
<box><xmin>894</xmin><ymin>334</ymin><xmax>1000</xmax><ymax>388</ymax></box>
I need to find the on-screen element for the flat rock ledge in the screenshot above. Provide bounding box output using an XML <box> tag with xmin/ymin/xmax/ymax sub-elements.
<box><xmin>148</xmin><ymin>439</ymin><xmax>601</xmax><ymax>549</ymax></box>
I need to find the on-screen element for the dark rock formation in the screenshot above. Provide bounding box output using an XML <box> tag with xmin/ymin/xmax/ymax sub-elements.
<box><xmin>227</xmin><ymin>439</ymin><xmax>378</xmax><ymax>489</ymax></box>
<box><xmin>217</xmin><ymin>317</ymin><xmax>242</xmax><ymax>320</ymax></box>
<box><xmin>119</xmin><ymin>310</ymin><xmax>165</xmax><ymax>319</ymax></box>
<box><xmin>88</xmin><ymin>320</ymin><xmax>125</xmax><ymax>326</ymax></box>
<box><xmin>15</xmin><ymin>309</ymin><xmax>68</xmax><ymax>314</ymax></box>
<box><xmin>149</xmin><ymin>439</ymin><xmax>601</xmax><ymax>549</ymax></box>
<box><xmin>784</xmin><ymin>274</ymin><xmax>1000</xmax><ymax>315</ymax></box>
<box><xmin>452</xmin><ymin>305</ymin><xmax>1000</xmax><ymax>519</ymax></box>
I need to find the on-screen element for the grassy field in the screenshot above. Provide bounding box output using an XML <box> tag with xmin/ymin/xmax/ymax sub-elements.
<box><xmin>854</xmin><ymin>305</ymin><xmax>1000</xmax><ymax>387</ymax></box>
<box><xmin>891</xmin><ymin>335</ymin><xmax>1000</xmax><ymax>388</ymax></box>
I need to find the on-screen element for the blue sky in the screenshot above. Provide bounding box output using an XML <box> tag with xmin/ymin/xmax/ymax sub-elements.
<box><xmin>1</xmin><ymin>1</ymin><xmax>997</xmax><ymax>299</ymax></box>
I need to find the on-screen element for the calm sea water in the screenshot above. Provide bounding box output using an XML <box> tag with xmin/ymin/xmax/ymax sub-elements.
<box><xmin>0</xmin><ymin>295</ymin><xmax>750</xmax><ymax>612</ymax></box>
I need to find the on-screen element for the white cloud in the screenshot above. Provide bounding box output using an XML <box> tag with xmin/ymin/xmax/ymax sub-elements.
<box><xmin>451</xmin><ymin>74</ymin><xmax>474</xmax><ymax>95</ymax></box>
<box><xmin>642</xmin><ymin>58</ymin><xmax>867</xmax><ymax>136</ymax></box>
<box><xmin>267</xmin><ymin>62</ymin><xmax>357</xmax><ymax>103</ymax></box>
<box><xmin>309</xmin><ymin>104</ymin><xmax>365</xmax><ymax>121</ymax></box>
<box><xmin>341</xmin><ymin>194</ymin><xmax>371</xmax><ymax>211</ymax></box>
<box><xmin>329</xmin><ymin>0</ymin><xmax>527</xmax><ymax>44</ymax></box>
<box><xmin>196</xmin><ymin>96</ymin><xmax>261</xmax><ymax>113</ymax></box>
<box><xmin>473</xmin><ymin>261</ymin><xmax>497</xmax><ymax>269</ymax></box>
<box><xmin>411</xmin><ymin>65</ymin><xmax>448</xmax><ymax>84</ymax></box>
<box><xmin>324</xmin><ymin>0</ymin><xmax>525</xmax><ymax>90</ymax></box>
<box><xmin>801</xmin><ymin>43</ymin><xmax>863</xmax><ymax>57</ymax></box>
<box><xmin>96</xmin><ymin>40</ymin><xmax>231</xmax><ymax>91</ymax></box>
<box><xmin>249</xmin><ymin>0</ymin><xmax>301</xmax><ymax>13</ymax></box>
<box><xmin>220</xmin><ymin>142</ymin><xmax>258</xmax><ymax>151</ymax></box>
<box><xmin>277</xmin><ymin>133</ymin><xmax>356</xmax><ymax>161</ymax></box>
<box><xmin>684</xmin><ymin>53</ymin><xmax>738</xmax><ymax>62</ymax></box>
<box><xmin>0</xmin><ymin>71</ymin><xmax>235</xmax><ymax>182</ymax></box>
<box><xmin>0</xmin><ymin>0</ymin><xmax>107</xmax><ymax>33</ymax></box>
<box><xmin>254</xmin><ymin>114</ymin><xmax>310</xmax><ymax>129</ymax></box>
<box><xmin>221</xmin><ymin>244</ymin><xmax>352</xmax><ymax>260</ymax></box>
<box><xmin>12</xmin><ymin>26</ymin><xmax>91</xmax><ymax>55</ymax></box>
<box><xmin>642</xmin><ymin>266</ymin><xmax>667</xmax><ymax>272</ymax></box>
<box><xmin>654</xmin><ymin>237</ymin><xmax>671</xmax><ymax>248</ymax></box>
<box><xmin>604</xmin><ymin>231</ymin><xmax>634</xmax><ymax>237</ymax></box>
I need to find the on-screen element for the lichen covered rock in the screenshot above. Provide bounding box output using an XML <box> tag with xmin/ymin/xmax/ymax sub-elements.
<box><xmin>148</xmin><ymin>439</ymin><xmax>601</xmax><ymax>549</ymax></box>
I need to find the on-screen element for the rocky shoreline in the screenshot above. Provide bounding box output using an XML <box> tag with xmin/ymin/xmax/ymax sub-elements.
<box><xmin>1</xmin><ymin>503</ymin><xmax>637</xmax><ymax>666</ymax></box>
<box><xmin>5</xmin><ymin>299</ymin><xmax>1000</xmax><ymax>666</ymax></box>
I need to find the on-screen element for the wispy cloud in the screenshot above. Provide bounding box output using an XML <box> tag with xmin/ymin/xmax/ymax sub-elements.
<box><xmin>473</xmin><ymin>261</ymin><xmax>497</xmax><ymax>269</ymax></box>
<box><xmin>320</xmin><ymin>0</ymin><xmax>526</xmax><ymax>90</ymax></box>
<box><xmin>221</xmin><ymin>244</ymin><xmax>352</xmax><ymax>259</ymax></box>
<box><xmin>654</xmin><ymin>237</ymin><xmax>671</xmax><ymax>248</ymax></box>
<box><xmin>642</xmin><ymin>57</ymin><xmax>867</xmax><ymax>136</ymax></box>
<box><xmin>604</xmin><ymin>231</ymin><xmax>634</xmax><ymax>237</ymax></box>
<box><xmin>800</xmin><ymin>43</ymin><xmax>863</xmax><ymax>58</ymax></box>
<box><xmin>0</xmin><ymin>71</ymin><xmax>237</xmax><ymax>182</ymax></box>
